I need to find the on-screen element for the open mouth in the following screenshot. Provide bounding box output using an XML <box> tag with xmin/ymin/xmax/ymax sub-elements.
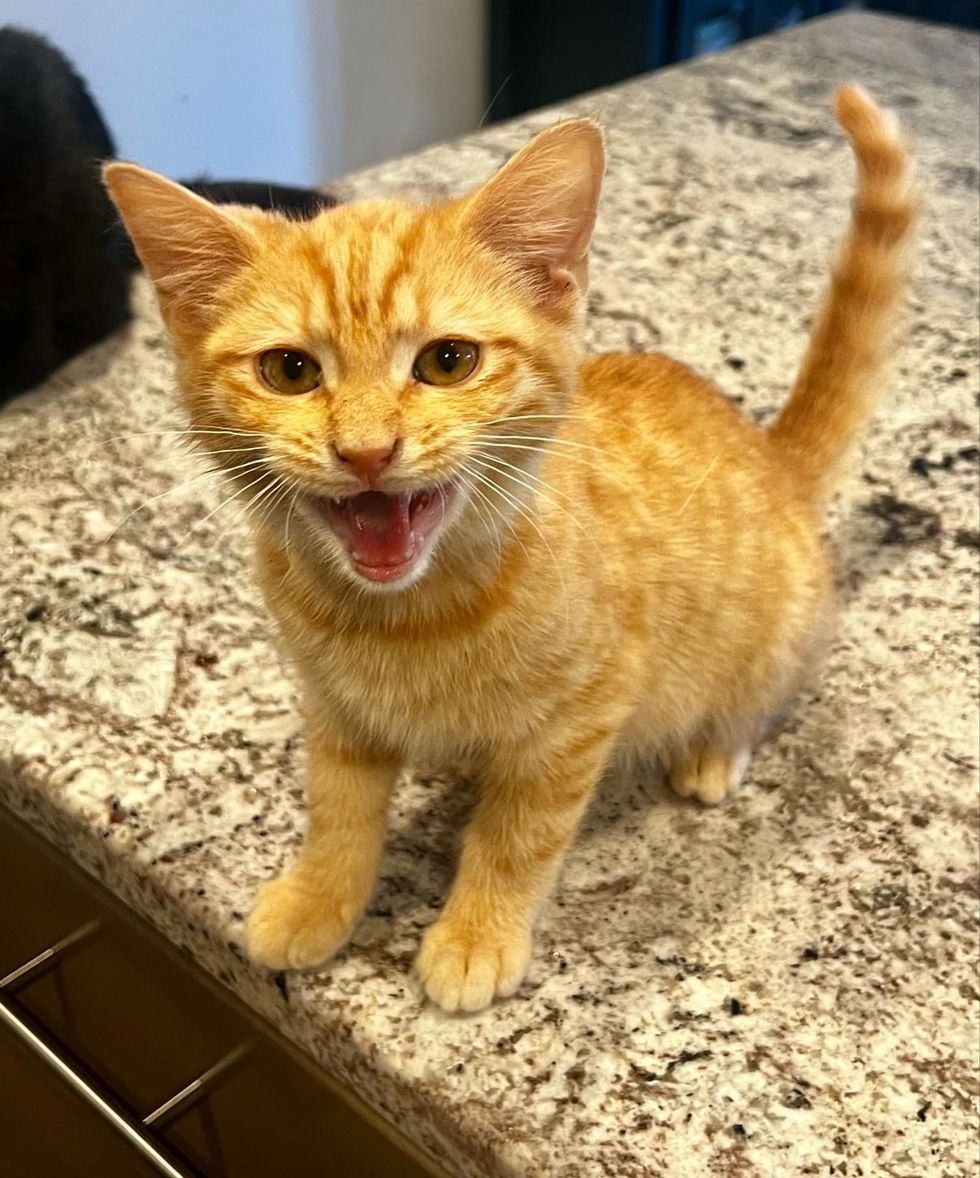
<box><xmin>308</xmin><ymin>485</ymin><xmax>454</xmax><ymax>583</ymax></box>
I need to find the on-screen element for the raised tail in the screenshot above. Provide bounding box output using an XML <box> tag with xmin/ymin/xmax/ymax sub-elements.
<box><xmin>769</xmin><ymin>85</ymin><xmax>918</xmax><ymax>503</ymax></box>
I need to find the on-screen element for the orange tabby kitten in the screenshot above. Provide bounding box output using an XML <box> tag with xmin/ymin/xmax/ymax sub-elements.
<box><xmin>106</xmin><ymin>86</ymin><xmax>916</xmax><ymax>1012</ymax></box>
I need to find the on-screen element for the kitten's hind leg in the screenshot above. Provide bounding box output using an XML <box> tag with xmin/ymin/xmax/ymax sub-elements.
<box><xmin>667</xmin><ymin>741</ymin><xmax>752</xmax><ymax>805</ymax></box>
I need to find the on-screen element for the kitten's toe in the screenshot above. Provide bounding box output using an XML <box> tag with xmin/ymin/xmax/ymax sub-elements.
<box><xmin>245</xmin><ymin>871</ymin><xmax>358</xmax><ymax>970</ymax></box>
<box><xmin>416</xmin><ymin>919</ymin><xmax>531</xmax><ymax>1013</ymax></box>
<box><xmin>668</xmin><ymin>745</ymin><xmax>750</xmax><ymax>805</ymax></box>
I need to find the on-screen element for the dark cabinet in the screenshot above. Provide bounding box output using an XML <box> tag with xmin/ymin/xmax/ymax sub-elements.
<box><xmin>0</xmin><ymin>807</ymin><xmax>442</xmax><ymax>1178</ymax></box>
<box><xmin>489</xmin><ymin>0</ymin><xmax>979</xmax><ymax>121</ymax></box>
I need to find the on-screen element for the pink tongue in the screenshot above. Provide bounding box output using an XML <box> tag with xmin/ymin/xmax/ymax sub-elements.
<box><xmin>345</xmin><ymin>492</ymin><xmax>413</xmax><ymax>566</ymax></box>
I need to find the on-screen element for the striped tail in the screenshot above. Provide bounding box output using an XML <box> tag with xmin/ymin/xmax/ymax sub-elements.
<box><xmin>769</xmin><ymin>85</ymin><xmax>918</xmax><ymax>503</ymax></box>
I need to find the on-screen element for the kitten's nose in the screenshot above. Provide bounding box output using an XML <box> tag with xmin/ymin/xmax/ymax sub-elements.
<box><xmin>333</xmin><ymin>439</ymin><xmax>400</xmax><ymax>484</ymax></box>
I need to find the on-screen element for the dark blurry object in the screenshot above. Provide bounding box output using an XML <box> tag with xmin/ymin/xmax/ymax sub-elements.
<box><xmin>489</xmin><ymin>0</ymin><xmax>848</xmax><ymax>117</ymax></box>
<box><xmin>186</xmin><ymin>179</ymin><xmax>332</xmax><ymax>219</ymax></box>
<box><xmin>117</xmin><ymin>178</ymin><xmax>336</xmax><ymax>270</ymax></box>
<box><xmin>490</xmin><ymin>0</ymin><xmax>977</xmax><ymax>121</ymax></box>
<box><xmin>0</xmin><ymin>27</ymin><xmax>335</xmax><ymax>406</ymax></box>
<box><xmin>489</xmin><ymin>0</ymin><xmax>826</xmax><ymax>119</ymax></box>
<box><xmin>0</xmin><ymin>27</ymin><xmax>131</xmax><ymax>404</ymax></box>
<box><xmin>868</xmin><ymin>0</ymin><xmax>978</xmax><ymax>26</ymax></box>
<box><xmin>490</xmin><ymin>0</ymin><xmax>659</xmax><ymax>121</ymax></box>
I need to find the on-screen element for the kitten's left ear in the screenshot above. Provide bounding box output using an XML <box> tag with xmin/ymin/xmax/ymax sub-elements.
<box><xmin>103</xmin><ymin>162</ymin><xmax>256</xmax><ymax>342</ymax></box>
<box><xmin>464</xmin><ymin>118</ymin><xmax>605</xmax><ymax>308</ymax></box>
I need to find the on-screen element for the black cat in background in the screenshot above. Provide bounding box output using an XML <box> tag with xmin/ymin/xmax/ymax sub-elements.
<box><xmin>0</xmin><ymin>27</ymin><xmax>334</xmax><ymax>404</ymax></box>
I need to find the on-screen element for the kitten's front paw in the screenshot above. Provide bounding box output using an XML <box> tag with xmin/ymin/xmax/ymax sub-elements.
<box><xmin>668</xmin><ymin>745</ymin><xmax>751</xmax><ymax>805</ymax></box>
<box><xmin>416</xmin><ymin>918</ymin><xmax>532</xmax><ymax>1013</ymax></box>
<box><xmin>246</xmin><ymin>870</ymin><xmax>360</xmax><ymax>970</ymax></box>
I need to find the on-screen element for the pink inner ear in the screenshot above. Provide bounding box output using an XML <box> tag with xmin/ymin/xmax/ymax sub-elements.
<box><xmin>466</xmin><ymin>119</ymin><xmax>605</xmax><ymax>302</ymax></box>
<box><xmin>104</xmin><ymin>162</ymin><xmax>255</xmax><ymax>334</ymax></box>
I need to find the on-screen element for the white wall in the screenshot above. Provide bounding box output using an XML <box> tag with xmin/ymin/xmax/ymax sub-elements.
<box><xmin>313</xmin><ymin>0</ymin><xmax>487</xmax><ymax>179</ymax></box>
<box><xmin>1</xmin><ymin>0</ymin><xmax>486</xmax><ymax>185</ymax></box>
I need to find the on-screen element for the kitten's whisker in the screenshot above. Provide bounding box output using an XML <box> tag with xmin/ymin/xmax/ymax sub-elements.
<box><xmin>482</xmin><ymin>413</ymin><xmax>591</xmax><ymax>427</ymax></box>
<box><xmin>282</xmin><ymin>487</ymin><xmax>301</xmax><ymax>581</ymax></box>
<box><xmin>460</xmin><ymin>462</ymin><xmax>537</xmax><ymax>536</ymax></box>
<box><xmin>478</xmin><ymin>414</ymin><xmax>596</xmax><ymax>441</ymax></box>
<box><xmin>252</xmin><ymin>477</ymin><xmax>292</xmax><ymax>527</ymax></box>
<box><xmin>105</xmin><ymin>440</ymin><xmax>271</xmax><ymax>463</ymax></box>
<box><xmin>460</xmin><ymin>462</ymin><xmax>570</xmax><ymax>627</ymax></box>
<box><xmin>183</xmin><ymin>444</ymin><xmax>271</xmax><ymax>456</ymax></box>
<box><xmin>176</xmin><ymin>467</ymin><xmax>274</xmax><ymax>549</ymax></box>
<box><xmin>470</xmin><ymin>439</ymin><xmax>596</xmax><ymax>475</ymax></box>
<box><xmin>462</xmin><ymin>479</ymin><xmax>505</xmax><ymax>565</ymax></box>
<box><xmin>478</xmin><ymin>71</ymin><xmax>512</xmax><ymax>129</ymax></box>
<box><xmin>464</xmin><ymin>477</ymin><xmax>527</xmax><ymax>569</ymax></box>
<box><xmin>474</xmin><ymin>468</ymin><xmax>605</xmax><ymax>568</ymax></box>
<box><xmin>471</xmin><ymin>457</ymin><xmax>573</xmax><ymax>526</ymax></box>
<box><xmin>470</xmin><ymin>453</ymin><xmax>604</xmax><ymax>561</ymax></box>
<box><xmin>241</xmin><ymin>482</ymin><xmax>292</xmax><ymax>550</ymax></box>
<box><xmin>206</xmin><ymin>493</ymin><xmax>270</xmax><ymax>555</ymax></box>
<box><xmin>103</xmin><ymin>427</ymin><xmax>273</xmax><ymax>444</ymax></box>
<box><xmin>675</xmin><ymin>455</ymin><xmax>719</xmax><ymax>518</ymax></box>
<box><xmin>244</xmin><ymin>473</ymin><xmax>291</xmax><ymax>525</ymax></box>
<box><xmin>476</xmin><ymin>433</ymin><xmax>611</xmax><ymax>459</ymax></box>
<box><xmin>207</xmin><ymin>473</ymin><xmax>287</xmax><ymax>554</ymax></box>
<box><xmin>105</xmin><ymin>455</ymin><xmax>271</xmax><ymax>540</ymax></box>
<box><xmin>273</xmin><ymin>481</ymin><xmax>299</xmax><ymax>528</ymax></box>
<box><xmin>472</xmin><ymin>450</ymin><xmax>575</xmax><ymax>509</ymax></box>
<box><xmin>471</xmin><ymin>440</ymin><xmax>632</xmax><ymax>493</ymax></box>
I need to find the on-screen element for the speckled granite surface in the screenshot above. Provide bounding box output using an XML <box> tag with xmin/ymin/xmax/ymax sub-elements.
<box><xmin>1</xmin><ymin>12</ymin><xmax>977</xmax><ymax>1177</ymax></box>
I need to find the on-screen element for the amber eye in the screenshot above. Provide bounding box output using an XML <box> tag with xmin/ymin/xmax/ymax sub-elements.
<box><xmin>413</xmin><ymin>339</ymin><xmax>480</xmax><ymax>387</ymax></box>
<box><xmin>257</xmin><ymin>348</ymin><xmax>322</xmax><ymax>394</ymax></box>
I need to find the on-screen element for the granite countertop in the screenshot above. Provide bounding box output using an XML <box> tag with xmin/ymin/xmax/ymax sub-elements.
<box><xmin>1</xmin><ymin>12</ymin><xmax>978</xmax><ymax>1177</ymax></box>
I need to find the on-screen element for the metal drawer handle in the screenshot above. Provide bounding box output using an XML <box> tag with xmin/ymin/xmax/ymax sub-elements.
<box><xmin>144</xmin><ymin>1043</ymin><xmax>249</xmax><ymax>1130</ymax></box>
<box><xmin>0</xmin><ymin>987</ymin><xmax>192</xmax><ymax>1177</ymax></box>
<box><xmin>0</xmin><ymin>919</ymin><xmax>100</xmax><ymax>991</ymax></box>
<box><xmin>0</xmin><ymin>922</ymin><xmax>248</xmax><ymax>1178</ymax></box>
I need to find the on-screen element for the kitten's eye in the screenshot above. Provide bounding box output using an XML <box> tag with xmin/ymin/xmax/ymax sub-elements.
<box><xmin>413</xmin><ymin>339</ymin><xmax>480</xmax><ymax>387</ymax></box>
<box><xmin>257</xmin><ymin>348</ymin><xmax>321</xmax><ymax>394</ymax></box>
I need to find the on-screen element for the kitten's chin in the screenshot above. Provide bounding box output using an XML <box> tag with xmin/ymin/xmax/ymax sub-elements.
<box><xmin>304</xmin><ymin>484</ymin><xmax>456</xmax><ymax>588</ymax></box>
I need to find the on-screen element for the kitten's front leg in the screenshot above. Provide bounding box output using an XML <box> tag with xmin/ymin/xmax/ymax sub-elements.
<box><xmin>246</xmin><ymin>722</ymin><xmax>399</xmax><ymax>970</ymax></box>
<box><xmin>417</xmin><ymin>727</ymin><xmax>616</xmax><ymax>1013</ymax></box>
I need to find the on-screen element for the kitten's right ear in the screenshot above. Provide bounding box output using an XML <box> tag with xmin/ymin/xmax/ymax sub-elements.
<box><xmin>463</xmin><ymin>119</ymin><xmax>605</xmax><ymax>310</ymax></box>
<box><xmin>103</xmin><ymin>162</ymin><xmax>255</xmax><ymax>340</ymax></box>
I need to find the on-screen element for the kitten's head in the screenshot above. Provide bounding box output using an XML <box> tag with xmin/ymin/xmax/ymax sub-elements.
<box><xmin>105</xmin><ymin>121</ymin><xmax>604</xmax><ymax>589</ymax></box>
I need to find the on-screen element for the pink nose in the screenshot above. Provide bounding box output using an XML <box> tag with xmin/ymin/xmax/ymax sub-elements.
<box><xmin>333</xmin><ymin>439</ymin><xmax>399</xmax><ymax>484</ymax></box>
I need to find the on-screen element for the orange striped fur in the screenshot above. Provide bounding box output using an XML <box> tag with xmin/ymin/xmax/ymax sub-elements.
<box><xmin>105</xmin><ymin>86</ymin><xmax>916</xmax><ymax>1011</ymax></box>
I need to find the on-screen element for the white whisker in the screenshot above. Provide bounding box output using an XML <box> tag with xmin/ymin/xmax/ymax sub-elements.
<box><xmin>246</xmin><ymin>471</ymin><xmax>292</xmax><ymax>524</ymax></box>
<box><xmin>461</xmin><ymin>478</ymin><xmax>506</xmax><ymax>566</ymax></box>
<box><xmin>175</xmin><ymin>466</ymin><xmax>274</xmax><ymax>550</ymax></box>
<box><xmin>482</xmin><ymin>413</ymin><xmax>591</xmax><ymax>427</ymax></box>
<box><xmin>470</xmin><ymin>452</ymin><xmax>604</xmax><ymax>563</ymax></box>
<box><xmin>103</xmin><ymin>427</ymin><xmax>273</xmax><ymax>444</ymax></box>
<box><xmin>460</xmin><ymin>461</ymin><xmax>571</xmax><ymax>627</ymax></box>
<box><xmin>106</xmin><ymin>454</ymin><xmax>271</xmax><ymax>540</ymax></box>
<box><xmin>282</xmin><ymin>487</ymin><xmax>302</xmax><ymax>580</ymax></box>
<box><xmin>206</xmin><ymin>472</ymin><xmax>288</xmax><ymax>555</ymax></box>
<box><xmin>476</xmin><ymin>433</ymin><xmax>610</xmax><ymax>459</ymax></box>
<box><xmin>470</xmin><ymin>438</ymin><xmax>634</xmax><ymax>498</ymax></box>
<box><xmin>675</xmin><ymin>455</ymin><xmax>719</xmax><ymax>518</ymax></box>
<box><xmin>472</xmin><ymin>449</ymin><xmax>571</xmax><ymax>508</ymax></box>
<box><xmin>466</xmin><ymin>477</ymin><xmax>529</xmax><ymax>570</ymax></box>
